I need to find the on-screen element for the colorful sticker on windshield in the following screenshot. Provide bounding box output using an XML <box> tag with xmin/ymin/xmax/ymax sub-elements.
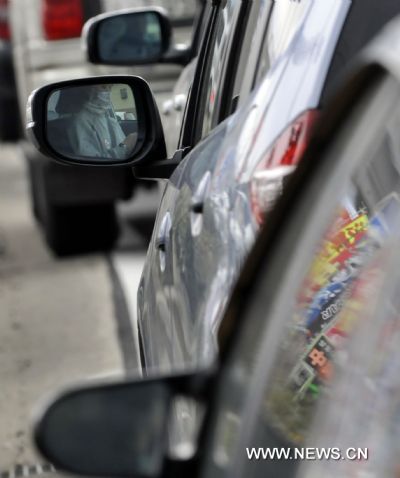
<box><xmin>298</xmin><ymin>206</ymin><xmax>369</xmax><ymax>310</ymax></box>
<box><xmin>264</xmin><ymin>195</ymin><xmax>400</xmax><ymax>444</ymax></box>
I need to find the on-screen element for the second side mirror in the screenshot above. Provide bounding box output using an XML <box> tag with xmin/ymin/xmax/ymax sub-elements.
<box><xmin>83</xmin><ymin>8</ymin><xmax>174</xmax><ymax>66</ymax></box>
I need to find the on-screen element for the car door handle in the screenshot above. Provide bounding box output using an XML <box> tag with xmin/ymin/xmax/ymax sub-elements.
<box><xmin>155</xmin><ymin>238</ymin><xmax>166</xmax><ymax>252</ymax></box>
<box><xmin>156</xmin><ymin>212</ymin><xmax>172</xmax><ymax>251</ymax></box>
<box><xmin>156</xmin><ymin>212</ymin><xmax>172</xmax><ymax>272</ymax></box>
<box><xmin>190</xmin><ymin>199</ymin><xmax>204</xmax><ymax>214</ymax></box>
<box><xmin>190</xmin><ymin>171</ymin><xmax>211</xmax><ymax>215</ymax></box>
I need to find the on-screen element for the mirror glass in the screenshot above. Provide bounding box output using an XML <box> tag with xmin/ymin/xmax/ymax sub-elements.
<box><xmin>37</xmin><ymin>381</ymin><xmax>170</xmax><ymax>477</ymax></box>
<box><xmin>47</xmin><ymin>83</ymin><xmax>138</xmax><ymax>163</ymax></box>
<box><xmin>98</xmin><ymin>12</ymin><xmax>164</xmax><ymax>64</ymax></box>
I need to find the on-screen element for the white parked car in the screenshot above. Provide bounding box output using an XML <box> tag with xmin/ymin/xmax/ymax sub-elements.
<box><xmin>8</xmin><ymin>0</ymin><xmax>198</xmax><ymax>255</ymax></box>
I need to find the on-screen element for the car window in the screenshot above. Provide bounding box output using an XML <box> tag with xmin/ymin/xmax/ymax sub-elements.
<box><xmin>200</xmin><ymin>75</ymin><xmax>400</xmax><ymax>478</ymax></box>
<box><xmin>180</xmin><ymin>0</ymin><xmax>269</xmax><ymax>149</ymax></box>
<box><xmin>195</xmin><ymin>0</ymin><xmax>277</xmax><ymax>141</ymax></box>
<box><xmin>228</xmin><ymin>0</ymin><xmax>274</xmax><ymax>115</ymax></box>
<box><xmin>193</xmin><ymin>0</ymin><xmax>243</xmax><ymax>141</ymax></box>
<box><xmin>254</xmin><ymin>0</ymin><xmax>312</xmax><ymax>86</ymax></box>
<box><xmin>175</xmin><ymin>2</ymin><xmax>212</xmax><ymax>150</ymax></box>
<box><xmin>191</xmin><ymin>1</ymin><xmax>212</xmax><ymax>57</ymax></box>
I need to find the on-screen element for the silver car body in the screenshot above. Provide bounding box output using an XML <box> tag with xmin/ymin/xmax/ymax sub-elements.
<box><xmin>138</xmin><ymin>0</ymin><xmax>354</xmax><ymax>373</ymax></box>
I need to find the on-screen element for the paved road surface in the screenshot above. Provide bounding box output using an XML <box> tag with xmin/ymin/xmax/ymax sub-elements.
<box><xmin>0</xmin><ymin>144</ymin><xmax>156</xmax><ymax>474</ymax></box>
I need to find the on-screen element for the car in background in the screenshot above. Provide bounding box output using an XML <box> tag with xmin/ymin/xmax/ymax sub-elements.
<box><xmin>8</xmin><ymin>0</ymin><xmax>198</xmax><ymax>255</ymax></box>
<box><xmin>29</xmin><ymin>20</ymin><xmax>400</xmax><ymax>474</ymax></box>
<box><xmin>85</xmin><ymin>0</ymin><xmax>206</xmax><ymax>157</ymax></box>
<box><xmin>103</xmin><ymin>0</ymin><xmax>197</xmax><ymax>27</ymax></box>
<box><xmin>0</xmin><ymin>0</ymin><xmax>20</xmax><ymax>141</ymax></box>
<box><xmin>24</xmin><ymin>0</ymin><xmax>400</xmax><ymax>369</ymax></box>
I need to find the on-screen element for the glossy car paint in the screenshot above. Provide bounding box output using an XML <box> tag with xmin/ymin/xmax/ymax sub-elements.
<box><xmin>138</xmin><ymin>0</ymin><xmax>354</xmax><ymax>373</ymax></box>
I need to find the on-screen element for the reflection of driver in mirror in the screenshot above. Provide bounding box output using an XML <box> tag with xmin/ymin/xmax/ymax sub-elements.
<box><xmin>67</xmin><ymin>85</ymin><xmax>137</xmax><ymax>160</ymax></box>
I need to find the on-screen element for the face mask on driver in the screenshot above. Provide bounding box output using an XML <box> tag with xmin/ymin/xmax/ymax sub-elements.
<box><xmin>92</xmin><ymin>90</ymin><xmax>111</xmax><ymax>108</ymax></box>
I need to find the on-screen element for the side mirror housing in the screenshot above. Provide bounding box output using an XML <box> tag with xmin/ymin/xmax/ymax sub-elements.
<box><xmin>83</xmin><ymin>8</ymin><xmax>190</xmax><ymax>67</ymax></box>
<box><xmin>26</xmin><ymin>76</ymin><xmax>167</xmax><ymax>167</ymax></box>
<box><xmin>34</xmin><ymin>372</ymin><xmax>211</xmax><ymax>477</ymax></box>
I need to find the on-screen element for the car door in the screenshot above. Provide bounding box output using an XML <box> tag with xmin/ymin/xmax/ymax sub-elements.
<box><xmin>140</xmin><ymin>0</ymin><xmax>400</xmax><ymax>375</ymax></box>
<box><xmin>138</xmin><ymin>0</ymin><xmax>249</xmax><ymax>372</ymax></box>
<box><xmin>139</xmin><ymin>0</ymin><xmax>274</xmax><ymax>372</ymax></box>
<box><xmin>167</xmin><ymin>0</ymin><xmax>400</xmax><ymax>376</ymax></box>
<box><xmin>198</xmin><ymin>70</ymin><xmax>400</xmax><ymax>478</ymax></box>
<box><xmin>166</xmin><ymin>0</ymin><xmax>325</xmax><ymax>370</ymax></box>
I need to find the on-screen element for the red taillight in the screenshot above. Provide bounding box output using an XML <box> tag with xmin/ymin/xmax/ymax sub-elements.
<box><xmin>250</xmin><ymin>110</ymin><xmax>319</xmax><ymax>225</ymax></box>
<box><xmin>0</xmin><ymin>0</ymin><xmax>10</xmax><ymax>41</ymax></box>
<box><xmin>42</xmin><ymin>0</ymin><xmax>83</xmax><ymax>41</ymax></box>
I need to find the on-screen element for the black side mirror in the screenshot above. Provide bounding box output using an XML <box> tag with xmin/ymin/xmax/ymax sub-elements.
<box><xmin>34</xmin><ymin>372</ymin><xmax>211</xmax><ymax>477</ymax></box>
<box><xmin>83</xmin><ymin>8</ymin><xmax>191</xmax><ymax>67</ymax></box>
<box><xmin>26</xmin><ymin>76</ymin><xmax>167</xmax><ymax>167</ymax></box>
